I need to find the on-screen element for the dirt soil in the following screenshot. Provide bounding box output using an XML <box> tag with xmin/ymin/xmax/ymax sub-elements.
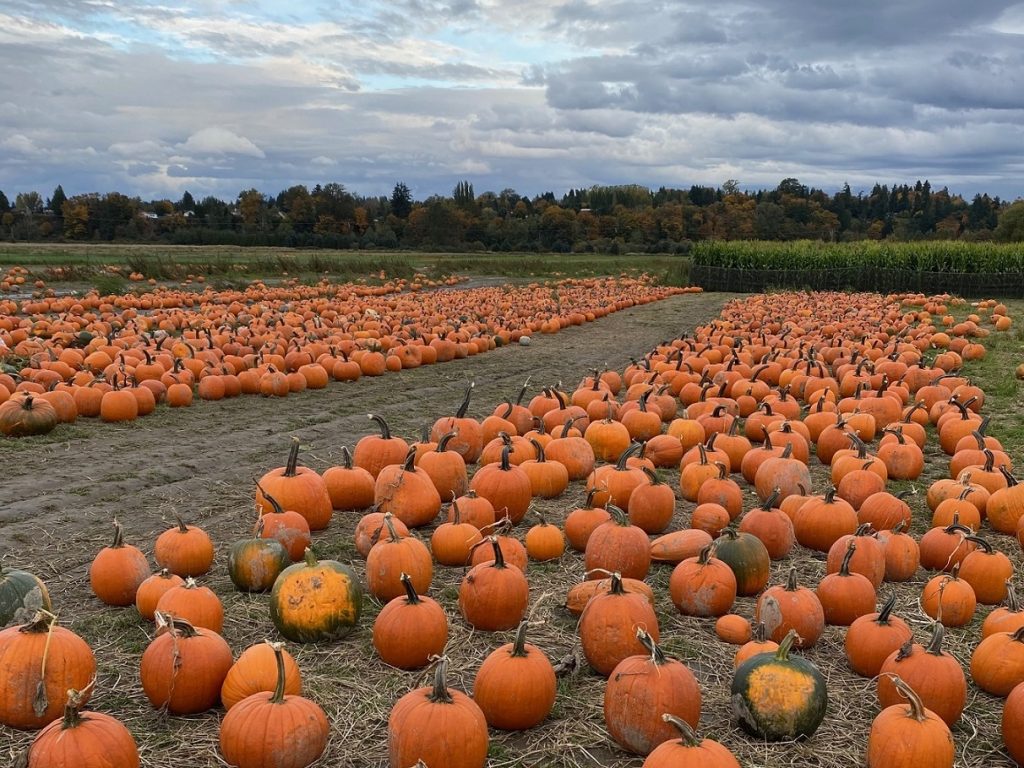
<box><xmin>1</xmin><ymin>291</ymin><xmax>738</xmax><ymax>768</ymax></box>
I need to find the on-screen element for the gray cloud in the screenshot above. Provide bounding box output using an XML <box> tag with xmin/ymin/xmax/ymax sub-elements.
<box><xmin>0</xmin><ymin>0</ymin><xmax>1022</xmax><ymax>203</ymax></box>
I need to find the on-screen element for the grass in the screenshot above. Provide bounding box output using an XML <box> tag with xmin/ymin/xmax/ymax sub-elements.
<box><xmin>0</xmin><ymin>243</ymin><xmax>693</xmax><ymax>287</ymax></box>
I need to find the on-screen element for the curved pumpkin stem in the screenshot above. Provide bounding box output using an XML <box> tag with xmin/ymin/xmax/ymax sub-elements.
<box><xmin>436</xmin><ymin>430</ymin><xmax>458</xmax><ymax>453</ymax></box>
<box><xmin>367</xmin><ymin>413</ymin><xmax>392</xmax><ymax>440</ymax></box>
<box><xmin>875</xmin><ymin>593</ymin><xmax>898</xmax><ymax>624</ymax></box>
<box><xmin>268</xmin><ymin>642</ymin><xmax>288</xmax><ymax>705</ymax></box>
<box><xmin>456</xmin><ymin>382</ymin><xmax>474</xmax><ymax>418</ymax></box>
<box><xmin>635</xmin><ymin>626</ymin><xmax>666</xmax><ymax>665</ymax></box>
<box><xmin>510</xmin><ymin>620</ymin><xmax>531</xmax><ymax>658</ymax></box>
<box><xmin>890</xmin><ymin>676</ymin><xmax>929</xmax><ymax>723</ymax></box>
<box><xmin>427</xmin><ymin>656</ymin><xmax>454</xmax><ymax>704</ymax></box>
<box><xmin>400</xmin><ymin>572</ymin><xmax>420</xmax><ymax>605</ymax></box>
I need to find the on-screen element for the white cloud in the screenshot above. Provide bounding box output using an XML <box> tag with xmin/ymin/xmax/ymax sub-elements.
<box><xmin>179</xmin><ymin>127</ymin><xmax>265</xmax><ymax>158</ymax></box>
<box><xmin>1</xmin><ymin>134</ymin><xmax>37</xmax><ymax>154</ymax></box>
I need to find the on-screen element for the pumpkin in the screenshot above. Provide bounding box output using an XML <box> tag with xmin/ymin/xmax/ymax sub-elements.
<box><xmin>755</xmin><ymin>568</ymin><xmax>825</xmax><ymax>649</ymax></box>
<box><xmin>971</xmin><ymin>626</ymin><xmax>1024</xmax><ymax>697</ymax></box>
<box><xmin>25</xmin><ymin>688</ymin><xmax>139</xmax><ymax>768</ymax></box>
<box><xmin>418</xmin><ymin>431</ymin><xmax>470</xmax><ymax>500</ymax></box>
<box><xmin>580</xmin><ymin>572</ymin><xmax>660</xmax><ymax>676</ymax></box>
<box><xmin>983</xmin><ymin>584</ymin><xmax>1024</xmax><ymax>638</ymax></box>
<box><xmin>228</xmin><ymin>533</ymin><xmax>289</xmax><ymax>593</ymax></box>
<box><xmin>878</xmin><ymin>624</ymin><xmax>966</xmax><ymax>727</ymax></box>
<box><xmin>256</xmin><ymin>438</ymin><xmax>333</xmax><ymax>531</ymax></box>
<box><xmin>154</xmin><ymin>577</ymin><xmax>224</xmax><ymax>633</ymax></box>
<box><xmin>715</xmin><ymin>614</ymin><xmax>751</xmax><ymax>644</ymax></box>
<box><xmin>877</xmin><ymin>522</ymin><xmax>920</xmax><ymax>582</ymax></box>
<box><xmin>0</xmin><ymin>392</ymin><xmax>58</xmax><ymax>436</ymax></box>
<box><xmin>735</xmin><ymin>622</ymin><xmax>779</xmax><ymax>668</ymax></box>
<box><xmin>354</xmin><ymin>510</ymin><xmax>410</xmax><ymax>559</ymax></box>
<box><xmin>1004</xmin><ymin>681</ymin><xmax>1024</xmax><ymax>765</ymax></box>
<box><xmin>135</xmin><ymin>569</ymin><xmax>184</xmax><ymax>621</ymax></box>
<box><xmin>585</xmin><ymin>503</ymin><xmax>652</xmax><ymax>581</ymax></box>
<box><xmin>794</xmin><ymin>486</ymin><xmax>858</xmax><ymax>553</ymax></box>
<box><xmin>826</xmin><ymin>524</ymin><xmax>886</xmax><ymax>588</ymax></box>
<box><xmin>366</xmin><ymin>513</ymin><xmax>433</xmax><ymax>602</ymax></box>
<box><xmin>140</xmin><ymin>614</ymin><xmax>233</xmax><ymax>714</ymax></box>
<box><xmin>458</xmin><ymin>537</ymin><xmax>529</xmax><ymax>631</ymax></box>
<box><xmin>0</xmin><ymin>569</ymin><xmax>50</xmax><ymax>628</ymax></box>
<box><xmin>565</xmin><ymin>488</ymin><xmax>611</xmax><ymax>552</ymax></box>
<box><xmin>468</xmin><ymin>444</ymin><xmax>533</xmax><ymax>524</ymax></box>
<box><xmin>920</xmin><ymin>565</ymin><xmax>976</xmax><ymax>627</ymax></box>
<box><xmin>565</xmin><ymin>575</ymin><xmax>655</xmax><ymax>616</ymax></box>
<box><xmin>373</xmin><ymin>573</ymin><xmax>448</xmax><ymax>670</ymax></box>
<box><xmin>254</xmin><ymin>481</ymin><xmax>311</xmax><ymax>562</ymax></box>
<box><xmin>604</xmin><ymin>628</ymin><xmax>702</xmax><ymax>755</ymax></box>
<box><xmin>0</xmin><ymin>611</ymin><xmax>96</xmax><ymax>729</ymax></box>
<box><xmin>731</xmin><ymin>629</ymin><xmax>828</xmax><ymax>740</ymax></box>
<box><xmin>588</xmin><ymin>442</ymin><xmax>647</xmax><ymax>508</ymax></box>
<box><xmin>626</xmin><ymin>467</ymin><xmax>675</xmax><ymax>534</ymax></box>
<box><xmin>473</xmin><ymin>620</ymin><xmax>556</xmax><ymax>730</ymax></box>
<box><xmin>374</xmin><ymin>447</ymin><xmax>443</xmax><ymax>528</ymax></box>
<box><xmin>430</xmin><ymin>383</ymin><xmax>484</xmax><ymax>463</ymax></box>
<box><xmin>958</xmin><ymin>535</ymin><xmax>1013</xmax><ymax>605</ymax></box>
<box><xmin>867</xmin><ymin>677</ymin><xmax>954</xmax><ymax>768</ymax></box>
<box><xmin>448</xmin><ymin>489</ymin><xmax>496</xmax><ymax>531</ymax></box>
<box><xmin>713</xmin><ymin>528</ymin><xmax>770</xmax><ymax>597</ymax></box>
<box><xmin>650</xmin><ymin>528</ymin><xmax>713</xmax><ymax>565</ymax></box>
<box><xmin>89</xmin><ymin>520</ymin><xmax>151</xmax><ymax>607</ymax></box>
<box><xmin>817</xmin><ymin>539</ymin><xmax>877</xmax><ymax>626</ymax></box>
<box><xmin>524</xmin><ymin>513</ymin><xmax>566</xmax><ymax>561</ymax></box>
<box><xmin>669</xmin><ymin>543</ymin><xmax>737</xmax><ymax>617</ymax></box>
<box><xmin>219</xmin><ymin>643</ymin><xmax>328</xmax><ymax>768</ymax></box>
<box><xmin>738</xmin><ymin>488</ymin><xmax>795</xmax><ymax>560</ymax></box>
<box><xmin>641</xmin><ymin>715</ymin><xmax>741</xmax><ymax>768</ymax></box>
<box><xmin>388</xmin><ymin>657</ymin><xmax>489</xmax><ymax>768</ymax></box>
<box><xmin>844</xmin><ymin>593</ymin><xmax>913</xmax><ymax>678</ymax></box>
<box><xmin>269</xmin><ymin>549</ymin><xmax>362</xmax><ymax>642</ymax></box>
<box><xmin>431</xmin><ymin>497</ymin><xmax>484</xmax><ymax>566</ymax></box>
<box><xmin>520</xmin><ymin>438</ymin><xmax>570</xmax><ymax>498</ymax></box>
<box><xmin>353</xmin><ymin>413</ymin><xmax>409</xmax><ymax>478</ymax></box>
<box><xmin>221</xmin><ymin>641</ymin><xmax>302</xmax><ymax>710</ymax></box>
<box><xmin>322</xmin><ymin>446</ymin><xmax>375</xmax><ymax>511</ymax></box>
<box><xmin>153</xmin><ymin>514</ymin><xmax>214</xmax><ymax>577</ymax></box>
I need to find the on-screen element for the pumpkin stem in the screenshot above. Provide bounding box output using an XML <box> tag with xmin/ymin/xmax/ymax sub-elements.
<box><xmin>608</xmin><ymin>571</ymin><xmax>625</xmax><ymax>595</ymax></box>
<box><xmin>254</xmin><ymin>478</ymin><xmax>286</xmax><ymax>516</ymax></box>
<box><xmin>751</xmin><ymin>621</ymin><xmax>768</xmax><ymax>643</ymax></box>
<box><xmin>399</xmin><ymin>572</ymin><xmax>420</xmax><ymax>604</ymax></box>
<box><xmin>697</xmin><ymin>542</ymin><xmax>715</xmax><ymax>565</ymax></box>
<box><xmin>510</xmin><ymin>620</ymin><xmax>531</xmax><ymax>658</ymax></box>
<box><xmin>436</xmin><ymin>430</ymin><xmax>457</xmax><ymax>453</ymax></box>
<box><xmin>154</xmin><ymin>612</ymin><xmax>200</xmax><ymax>638</ymax></box>
<box><xmin>784</xmin><ymin>567</ymin><xmax>800</xmax><ymax>592</ymax></box>
<box><xmin>606</xmin><ymin>503</ymin><xmax>629</xmax><ymax>527</ymax></box>
<box><xmin>964</xmin><ymin>535</ymin><xmax>993</xmax><ymax>554</ymax></box>
<box><xmin>174</xmin><ymin>513</ymin><xmax>189</xmax><ymax>534</ymax></box>
<box><xmin>282</xmin><ymin>437</ymin><xmax>302</xmax><ymax>478</ymax></box>
<box><xmin>761</xmin><ymin>487</ymin><xmax>781</xmax><ymax>510</ymax></box>
<box><xmin>368</xmin><ymin>413</ymin><xmax>392</xmax><ymax>439</ymax></box>
<box><xmin>838</xmin><ymin>539</ymin><xmax>857</xmax><ymax>575</ymax></box>
<box><xmin>488</xmin><ymin>537</ymin><xmax>506</xmax><ymax>569</ymax></box>
<box><xmin>635</xmin><ymin>626</ymin><xmax>666</xmax><ymax>665</ymax></box>
<box><xmin>268</xmin><ymin>642</ymin><xmax>288</xmax><ymax>705</ymax></box>
<box><xmin>824</xmin><ymin>486</ymin><xmax>838</xmax><ymax>504</ymax></box>
<box><xmin>382</xmin><ymin>513</ymin><xmax>402</xmax><ymax>543</ymax></box>
<box><xmin>302</xmin><ymin>548</ymin><xmax>318</xmax><ymax>568</ymax></box>
<box><xmin>584</xmin><ymin>487</ymin><xmax>601</xmax><ymax>509</ymax></box>
<box><xmin>924</xmin><ymin>622</ymin><xmax>946</xmax><ymax>655</ymax></box>
<box><xmin>775</xmin><ymin>629</ymin><xmax>798</xmax><ymax>660</ymax></box>
<box><xmin>1006</xmin><ymin>583</ymin><xmax>1020</xmax><ymax>613</ymax></box>
<box><xmin>456</xmin><ymin>382</ymin><xmax>474</xmax><ymax>418</ymax></box>
<box><xmin>428</xmin><ymin>657</ymin><xmax>454</xmax><ymax>704</ymax></box>
<box><xmin>876</xmin><ymin>593</ymin><xmax>897</xmax><ymax>624</ymax></box>
<box><xmin>530</xmin><ymin>438</ymin><xmax>546</xmax><ymax>462</ymax></box>
<box><xmin>661</xmin><ymin>713</ymin><xmax>702</xmax><ymax>746</ymax></box>
<box><xmin>402</xmin><ymin>446</ymin><xmax>417</xmax><ymax>471</ymax></box>
<box><xmin>890</xmin><ymin>676</ymin><xmax>929</xmax><ymax>723</ymax></box>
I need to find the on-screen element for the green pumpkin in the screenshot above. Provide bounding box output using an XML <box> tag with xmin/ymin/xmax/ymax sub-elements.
<box><xmin>228</xmin><ymin>538</ymin><xmax>289</xmax><ymax>593</ymax></box>
<box><xmin>269</xmin><ymin>549</ymin><xmax>363</xmax><ymax>642</ymax></box>
<box><xmin>731</xmin><ymin>629</ymin><xmax>827</xmax><ymax>740</ymax></box>
<box><xmin>714</xmin><ymin>528</ymin><xmax>770</xmax><ymax>596</ymax></box>
<box><xmin>0</xmin><ymin>569</ymin><xmax>51</xmax><ymax>627</ymax></box>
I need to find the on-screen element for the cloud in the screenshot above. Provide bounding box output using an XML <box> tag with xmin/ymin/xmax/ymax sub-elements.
<box><xmin>0</xmin><ymin>0</ymin><xmax>1022</xmax><ymax>203</ymax></box>
<box><xmin>179</xmin><ymin>127</ymin><xmax>266</xmax><ymax>158</ymax></box>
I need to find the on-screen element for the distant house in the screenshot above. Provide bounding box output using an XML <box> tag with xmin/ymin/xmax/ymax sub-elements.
<box><xmin>139</xmin><ymin>211</ymin><xmax>159</xmax><ymax>220</ymax></box>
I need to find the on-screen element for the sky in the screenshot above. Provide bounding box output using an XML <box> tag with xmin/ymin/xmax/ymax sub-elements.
<box><xmin>2</xmin><ymin>0</ymin><xmax>1024</xmax><ymax>204</ymax></box>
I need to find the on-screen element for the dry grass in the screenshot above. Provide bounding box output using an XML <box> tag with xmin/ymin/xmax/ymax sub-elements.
<box><xmin>1</xmin><ymin>293</ymin><xmax>1022</xmax><ymax>767</ymax></box>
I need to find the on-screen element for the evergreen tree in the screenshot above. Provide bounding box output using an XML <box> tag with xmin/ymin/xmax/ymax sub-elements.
<box><xmin>48</xmin><ymin>185</ymin><xmax>67</xmax><ymax>215</ymax></box>
<box><xmin>390</xmin><ymin>182</ymin><xmax>413</xmax><ymax>218</ymax></box>
<box><xmin>0</xmin><ymin>190</ymin><xmax>9</xmax><ymax>212</ymax></box>
<box><xmin>453</xmin><ymin>180</ymin><xmax>475</xmax><ymax>210</ymax></box>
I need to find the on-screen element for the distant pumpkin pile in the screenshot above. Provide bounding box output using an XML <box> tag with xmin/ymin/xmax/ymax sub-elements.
<box><xmin>3</xmin><ymin>290</ymin><xmax>1022</xmax><ymax>768</ymax></box>
<box><xmin>0</xmin><ymin>273</ymin><xmax>699</xmax><ymax>436</ymax></box>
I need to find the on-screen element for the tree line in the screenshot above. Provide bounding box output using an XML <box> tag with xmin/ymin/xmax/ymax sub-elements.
<box><xmin>1</xmin><ymin>177</ymin><xmax>1022</xmax><ymax>251</ymax></box>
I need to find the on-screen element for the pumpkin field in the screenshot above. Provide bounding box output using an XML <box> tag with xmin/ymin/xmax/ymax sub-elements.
<box><xmin>2</xmin><ymin>259</ymin><xmax>1024</xmax><ymax>768</ymax></box>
